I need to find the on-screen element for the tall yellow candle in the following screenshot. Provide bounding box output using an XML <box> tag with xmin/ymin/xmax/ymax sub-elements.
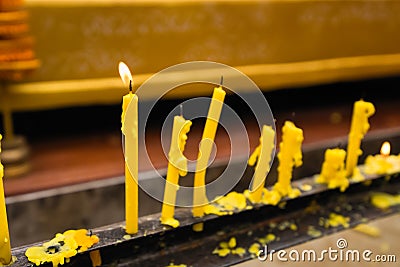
<box><xmin>119</xmin><ymin>62</ymin><xmax>139</xmax><ymax>234</ymax></box>
<box><xmin>273</xmin><ymin>121</ymin><xmax>303</xmax><ymax>198</ymax></box>
<box><xmin>161</xmin><ymin>115</ymin><xmax>192</xmax><ymax>228</ymax></box>
<box><xmin>193</xmin><ymin>85</ymin><xmax>226</xmax><ymax>220</ymax></box>
<box><xmin>0</xmin><ymin>135</ymin><xmax>12</xmax><ymax>265</ymax></box>
<box><xmin>345</xmin><ymin>100</ymin><xmax>375</xmax><ymax>177</ymax></box>
<box><xmin>248</xmin><ymin>125</ymin><xmax>275</xmax><ymax>203</ymax></box>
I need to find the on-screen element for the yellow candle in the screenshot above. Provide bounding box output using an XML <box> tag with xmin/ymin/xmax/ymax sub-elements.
<box><xmin>161</xmin><ymin>116</ymin><xmax>192</xmax><ymax>228</ymax></box>
<box><xmin>273</xmin><ymin>121</ymin><xmax>303</xmax><ymax>198</ymax></box>
<box><xmin>0</xmin><ymin>135</ymin><xmax>12</xmax><ymax>265</ymax></box>
<box><xmin>193</xmin><ymin>85</ymin><xmax>226</xmax><ymax>219</ymax></box>
<box><xmin>345</xmin><ymin>100</ymin><xmax>375</xmax><ymax>177</ymax></box>
<box><xmin>317</xmin><ymin>148</ymin><xmax>348</xmax><ymax>192</ymax></box>
<box><xmin>119</xmin><ymin>62</ymin><xmax>139</xmax><ymax>234</ymax></box>
<box><xmin>248</xmin><ymin>125</ymin><xmax>275</xmax><ymax>203</ymax></box>
<box><xmin>364</xmin><ymin>141</ymin><xmax>400</xmax><ymax>175</ymax></box>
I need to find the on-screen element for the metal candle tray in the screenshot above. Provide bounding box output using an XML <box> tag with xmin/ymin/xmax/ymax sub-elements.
<box><xmin>7</xmin><ymin>128</ymin><xmax>400</xmax><ymax>267</ymax></box>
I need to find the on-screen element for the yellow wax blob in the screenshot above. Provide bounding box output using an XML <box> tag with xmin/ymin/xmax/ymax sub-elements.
<box><xmin>260</xmin><ymin>189</ymin><xmax>282</xmax><ymax>206</ymax></box>
<box><xmin>323</xmin><ymin>213</ymin><xmax>350</xmax><ymax>228</ymax></box>
<box><xmin>192</xmin><ymin>223</ymin><xmax>203</xmax><ymax>232</ymax></box>
<box><xmin>166</xmin><ymin>263</ymin><xmax>187</xmax><ymax>267</ymax></box>
<box><xmin>215</xmin><ymin>191</ymin><xmax>247</xmax><ymax>211</ymax></box>
<box><xmin>300</xmin><ymin>184</ymin><xmax>312</xmax><ymax>192</ymax></box>
<box><xmin>25</xmin><ymin>229</ymin><xmax>99</xmax><ymax>267</ymax></box>
<box><xmin>64</xmin><ymin>229</ymin><xmax>99</xmax><ymax>253</ymax></box>
<box><xmin>212</xmin><ymin>237</ymin><xmax>245</xmax><ymax>258</ymax></box>
<box><xmin>258</xmin><ymin>233</ymin><xmax>276</xmax><ymax>245</ymax></box>
<box><xmin>307</xmin><ymin>226</ymin><xmax>322</xmax><ymax>238</ymax></box>
<box><xmin>370</xmin><ymin>192</ymin><xmax>400</xmax><ymax>209</ymax></box>
<box><xmin>203</xmin><ymin>204</ymin><xmax>230</xmax><ymax>216</ymax></box>
<box><xmin>160</xmin><ymin>217</ymin><xmax>180</xmax><ymax>228</ymax></box>
<box><xmin>248</xmin><ymin>243</ymin><xmax>261</xmax><ymax>257</ymax></box>
<box><xmin>316</xmin><ymin>148</ymin><xmax>349</xmax><ymax>192</ymax></box>
<box><xmin>349</xmin><ymin>167</ymin><xmax>365</xmax><ymax>182</ymax></box>
<box><xmin>204</xmin><ymin>191</ymin><xmax>248</xmax><ymax>217</ymax></box>
<box><xmin>353</xmin><ymin>224</ymin><xmax>381</xmax><ymax>237</ymax></box>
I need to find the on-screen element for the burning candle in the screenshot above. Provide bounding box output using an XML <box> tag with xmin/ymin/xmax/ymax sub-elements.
<box><xmin>0</xmin><ymin>135</ymin><xmax>12</xmax><ymax>265</ymax></box>
<box><xmin>161</xmin><ymin>115</ymin><xmax>192</xmax><ymax>228</ymax></box>
<box><xmin>273</xmin><ymin>121</ymin><xmax>303</xmax><ymax>198</ymax></box>
<box><xmin>364</xmin><ymin>141</ymin><xmax>400</xmax><ymax>175</ymax></box>
<box><xmin>119</xmin><ymin>62</ymin><xmax>139</xmax><ymax>234</ymax></box>
<box><xmin>248</xmin><ymin>125</ymin><xmax>275</xmax><ymax>203</ymax></box>
<box><xmin>192</xmin><ymin>84</ymin><xmax>226</xmax><ymax>227</ymax></box>
<box><xmin>316</xmin><ymin>148</ymin><xmax>348</xmax><ymax>192</ymax></box>
<box><xmin>345</xmin><ymin>100</ymin><xmax>375</xmax><ymax>177</ymax></box>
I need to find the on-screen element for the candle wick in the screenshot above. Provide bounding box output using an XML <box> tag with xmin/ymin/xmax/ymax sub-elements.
<box><xmin>180</xmin><ymin>104</ymin><xmax>183</xmax><ymax>117</ymax></box>
<box><xmin>129</xmin><ymin>80</ymin><xmax>133</xmax><ymax>93</ymax></box>
<box><xmin>220</xmin><ymin>75</ymin><xmax>224</xmax><ymax>86</ymax></box>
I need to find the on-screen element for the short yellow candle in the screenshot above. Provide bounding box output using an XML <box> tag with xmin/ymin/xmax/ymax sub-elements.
<box><xmin>193</xmin><ymin>85</ymin><xmax>226</xmax><ymax>219</ymax></box>
<box><xmin>0</xmin><ymin>135</ymin><xmax>12</xmax><ymax>265</ymax></box>
<box><xmin>345</xmin><ymin>100</ymin><xmax>375</xmax><ymax>177</ymax></box>
<box><xmin>248</xmin><ymin>125</ymin><xmax>275</xmax><ymax>203</ymax></box>
<box><xmin>364</xmin><ymin>141</ymin><xmax>400</xmax><ymax>175</ymax></box>
<box><xmin>273</xmin><ymin>121</ymin><xmax>303</xmax><ymax>198</ymax></box>
<box><xmin>119</xmin><ymin>62</ymin><xmax>139</xmax><ymax>234</ymax></box>
<box><xmin>161</xmin><ymin>115</ymin><xmax>192</xmax><ymax>228</ymax></box>
<box><xmin>317</xmin><ymin>148</ymin><xmax>348</xmax><ymax>192</ymax></box>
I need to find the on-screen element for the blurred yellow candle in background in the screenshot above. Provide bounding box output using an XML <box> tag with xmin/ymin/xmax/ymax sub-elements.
<box><xmin>161</xmin><ymin>115</ymin><xmax>192</xmax><ymax>228</ymax></box>
<box><xmin>345</xmin><ymin>100</ymin><xmax>375</xmax><ymax>177</ymax></box>
<box><xmin>0</xmin><ymin>135</ymin><xmax>12</xmax><ymax>265</ymax></box>
<box><xmin>193</xmin><ymin>85</ymin><xmax>226</xmax><ymax>225</ymax></box>
<box><xmin>248</xmin><ymin>125</ymin><xmax>275</xmax><ymax>203</ymax></box>
<box><xmin>119</xmin><ymin>62</ymin><xmax>139</xmax><ymax>234</ymax></box>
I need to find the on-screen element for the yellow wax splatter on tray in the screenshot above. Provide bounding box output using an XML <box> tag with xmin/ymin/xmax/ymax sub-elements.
<box><xmin>307</xmin><ymin>226</ymin><xmax>322</xmax><ymax>238</ymax></box>
<box><xmin>204</xmin><ymin>204</ymin><xmax>229</xmax><ymax>216</ymax></box>
<box><xmin>215</xmin><ymin>192</ymin><xmax>247</xmax><ymax>211</ymax></box>
<box><xmin>204</xmin><ymin>191</ymin><xmax>249</xmax><ymax>217</ymax></box>
<box><xmin>370</xmin><ymin>192</ymin><xmax>400</xmax><ymax>209</ymax></box>
<box><xmin>300</xmin><ymin>184</ymin><xmax>312</xmax><ymax>192</ymax></box>
<box><xmin>258</xmin><ymin>233</ymin><xmax>276</xmax><ymax>245</ymax></box>
<box><xmin>212</xmin><ymin>237</ymin><xmax>246</xmax><ymax>258</ymax></box>
<box><xmin>248</xmin><ymin>243</ymin><xmax>261</xmax><ymax>257</ymax></box>
<box><xmin>323</xmin><ymin>213</ymin><xmax>350</xmax><ymax>228</ymax></box>
<box><xmin>64</xmin><ymin>229</ymin><xmax>99</xmax><ymax>252</ymax></box>
<box><xmin>353</xmin><ymin>224</ymin><xmax>381</xmax><ymax>237</ymax></box>
<box><xmin>350</xmin><ymin>167</ymin><xmax>365</xmax><ymax>182</ymax></box>
<box><xmin>166</xmin><ymin>263</ymin><xmax>187</xmax><ymax>267</ymax></box>
<box><xmin>25</xmin><ymin>229</ymin><xmax>99</xmax><ymax>267</ymax></box>
<box><xmin>160</xmin><ymin>217</ymin><xmax>180</xmax><ymax>229</ymax></box>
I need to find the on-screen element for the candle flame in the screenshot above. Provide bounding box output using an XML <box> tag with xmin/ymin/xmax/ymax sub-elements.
<box><xmin>118</xmin><ymin>61</ymin><xmax>133</xmax><ymax>88</ymax></box>
<box><xmin>380</xmin><ymin>141</ymin><xmax>390</xmax><ymax>156</ymax></box>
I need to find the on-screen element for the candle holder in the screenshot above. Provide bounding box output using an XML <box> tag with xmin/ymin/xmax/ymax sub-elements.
<box><xmin>6</xmin><ymin>128</ymin><xmax>400</xmax><ymax>267</ymax></box>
